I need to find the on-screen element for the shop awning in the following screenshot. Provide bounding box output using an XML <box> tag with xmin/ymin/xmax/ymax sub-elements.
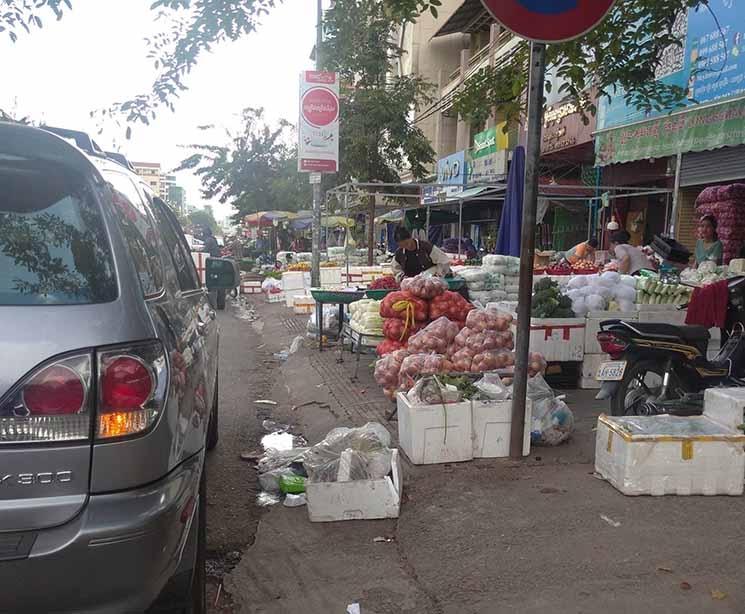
<box><xmin>444</xmin><ymin>185</ymin><xmax>504</xmax><ymax>203</ymax></box>
<box><xmin>594</xmin><ymin>96</ymin><xmax>745</xmax><ymax>167</ymax></box>
<box><xmin>433</xmin><ymin>0</ymin><xmax>492</xmax><ymax>37</ymax></box>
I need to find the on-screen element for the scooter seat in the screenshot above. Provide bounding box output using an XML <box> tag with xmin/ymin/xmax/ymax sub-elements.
<box><xmin>625</xmin><ymin>321</ymin><xmax>710</xmax><ymax>343</ymax></box>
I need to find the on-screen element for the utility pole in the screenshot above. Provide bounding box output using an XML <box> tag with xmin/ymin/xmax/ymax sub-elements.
<box><xmin>509</xmin><ymin>42</ymin><xmax>546</xmax><ymax>458</ymax></box>
<box><xmin>310</xmin><ymin>0</ymin><xmax>323</xmax><ymax>287</ymax></box>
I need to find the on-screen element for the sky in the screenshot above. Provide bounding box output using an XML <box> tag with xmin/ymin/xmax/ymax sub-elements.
<box><xmin>0</xmin><ymin>0</ymin><xmax>318</xmax><ymax>223</ymax></box>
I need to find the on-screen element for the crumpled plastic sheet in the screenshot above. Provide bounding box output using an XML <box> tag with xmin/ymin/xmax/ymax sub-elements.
<box><xmin>302</xmin><ymin>422</ymin><xmax>392</xmax><ymax>483</ymax></box>
<box><xmin>608</xmin><ymin>414</ymin><xmax>736</xmax><ymax>438</ymax></box>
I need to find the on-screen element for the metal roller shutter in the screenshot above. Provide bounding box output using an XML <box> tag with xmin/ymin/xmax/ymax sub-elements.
<box><xmin>680</xmin><ymin>145</ymin><xmax>745</xmax><ymax>187</ymax></box>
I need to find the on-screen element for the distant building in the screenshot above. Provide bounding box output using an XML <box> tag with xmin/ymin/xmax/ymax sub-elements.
<box><xmin>132</xmin><ymin>161</ymin><xmax>162</xmax><ymax>197</ymax></box>
<box><xmin>161</xmin><ymin>173</ymin><xmax>176</xmax><ymax>200</ymax></box>
<box><xmin>167</xmin><ymin>184</ymin><xmax>187</xmax><ymax>215</ymax></box>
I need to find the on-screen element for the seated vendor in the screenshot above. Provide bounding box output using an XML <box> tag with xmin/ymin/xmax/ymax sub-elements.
<box><xmin>564</xmin><ymin>238</ymin><xmax>598</xmax><ymax>264</ymax></box>
<box><xmin>695</xmin><ymin>215</ymin><xmax>723</xmax><ymax>267</ymax></box>
<box><xmin>391</xmin><ymin>226</ymin><xmax>452</xmax><ymax>282</ymax></box>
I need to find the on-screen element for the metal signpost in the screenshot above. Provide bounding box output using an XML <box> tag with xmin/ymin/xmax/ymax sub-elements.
<box><xmin>299</xmin><ymin>0</ymin><xmax>339</xmax><ymax>287</ymax></box>
<box><xmin>479</xmin><ymin>0</ymin><xmax>615</xmax><ymax>457</ymax></box>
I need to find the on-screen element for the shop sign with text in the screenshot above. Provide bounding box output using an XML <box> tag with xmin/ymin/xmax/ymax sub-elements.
<box><xmin>298</xmin><ymin>71</ymin><xmax>339</xmax><ymax>173</ymax></box>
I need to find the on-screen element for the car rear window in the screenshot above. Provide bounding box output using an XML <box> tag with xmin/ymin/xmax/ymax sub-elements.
<box><xmin>0</xmin><ymin>157</ymin><xmax>117</xmax><ymax>305</ymax></box>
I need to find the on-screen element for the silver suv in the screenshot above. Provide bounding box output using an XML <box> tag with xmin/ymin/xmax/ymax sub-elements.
<box><xmin>0</xmin><ymin>123</ymin><xmax>222</xmax><ymax>613</ymax></box>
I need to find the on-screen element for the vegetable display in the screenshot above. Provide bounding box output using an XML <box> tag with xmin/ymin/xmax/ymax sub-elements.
<box><xmin>382</xmin><ymin>318</ymin><xmax>423</xmax><ymax>342</ymax></box>
<box><xmin>532</xmin><ymin>278</ymin><xmax>574</xmax><ymax>318</ymax></box>
<box><xmin>635</xmin><ymin>277</ymin><xmax>692</xmax><ymax>304</ymax></box>
<box><xmin>398</xmin><ymin>354</ymin><xmax>454</xmax><ymax>391</ymax></box>
<box><xmin>408</xmin><ymin>317</ymin><xmax>461</xmax><ymax>354</ymax></box>
<box><xmin>374</xmin><ymin>349</ymin><xmax>410</xmax><ymax>398</ymax></box>
<box><xmin>471</xmin><ymin>350</ymin><xmax>515</xmax><ymax>373</ymax></box>
<box><xmin>369</xmin><ymin>276</ymin><xmax>399</xmax><ymax>290</ymax></box>
<box><xmin>376</xmin><ymin>339</ymin><xmax>406</xmax><ymax>357</ymax></box>
<box><xmin>349</xmin><ymin>299</ymin><xmax>383</xmax><ymax>335</ymax></box>
<box><xmin>400</xmin><ymin>274</ymin><xmax>448</xmax><ymax>299</ymax></box>
<box><xmin>680</xmin><ymin>262</ymin><xmax>731</xmax><ymax>287</ymax></box>
<box><xmin>429</xmin><ymin>291</ymin><xmax>474</xmax><ymax>322</ymax></box>
<box><xmin>380</xmin><ymin>291</ymin><xmax>429</xmax><ymax>321</ymax></box>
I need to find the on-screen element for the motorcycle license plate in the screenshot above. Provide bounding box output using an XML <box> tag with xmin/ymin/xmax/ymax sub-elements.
<box><xmin>596</xmin><ymin>361</ymin><xmax>627</xmax><ymax>381</ymax></box>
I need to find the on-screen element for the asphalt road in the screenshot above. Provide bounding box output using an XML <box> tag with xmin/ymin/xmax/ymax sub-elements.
<box><xmin>205</xmin><ymin>305</ymin><xmax>280</xmax><ymax>612</ymax></box>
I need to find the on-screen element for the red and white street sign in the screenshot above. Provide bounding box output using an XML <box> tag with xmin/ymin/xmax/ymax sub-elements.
<box><xmin>298</xmin><ymin>71</ymin><xmax>339</xmax><ymax>173</ymax></box>
<box><xmin>480</xmin><ymin>0</ymin><xmax>616</xmax><ymax>43</ymax></box>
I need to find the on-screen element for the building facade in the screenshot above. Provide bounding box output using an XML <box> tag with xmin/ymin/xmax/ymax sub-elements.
<box><xmin>132</xmin><ymin>161</ymin><xmax>163</xmax><ymax>197</ymax></box>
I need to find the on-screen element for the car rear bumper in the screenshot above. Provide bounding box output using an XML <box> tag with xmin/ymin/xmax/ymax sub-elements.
<box><xmin>0</xmin><ymin>452</ymin><xmax>203</xmax><ymax>614</ymax></box>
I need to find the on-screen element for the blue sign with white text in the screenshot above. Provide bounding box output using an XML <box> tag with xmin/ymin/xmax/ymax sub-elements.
<box><xmin>598</xmin><ymin>0</ymin><xmax>745</xmax><ymax>130</ymax></box>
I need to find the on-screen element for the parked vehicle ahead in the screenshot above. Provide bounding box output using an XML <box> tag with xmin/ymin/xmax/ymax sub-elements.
<box><xmin>0</xmin><ymin>123</ymin><xmax>235</xmax><ymax>613</ymax></box>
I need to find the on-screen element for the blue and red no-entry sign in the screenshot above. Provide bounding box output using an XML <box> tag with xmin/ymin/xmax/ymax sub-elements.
<box><xmin>480</xmin><ymin>0</ymin><xmax>616</xmax><ymax>43</ymax></box>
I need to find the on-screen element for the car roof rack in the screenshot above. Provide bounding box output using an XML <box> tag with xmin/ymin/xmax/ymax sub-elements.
<box><xmin>41</xmin><ymin>125</ymin><xmax>107</xmax><ymax>158</ymax></box>
<box><xmin>105</xmin><ymin>151</ymin><xmax>137</xmax><ymax>172</ymax></box>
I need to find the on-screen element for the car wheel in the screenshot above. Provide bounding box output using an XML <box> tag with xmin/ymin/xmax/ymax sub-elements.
<box><xmin>206</xmin><ymin>377</ymin><xmax>218</xmax><ymax>451</ymax></box>
<box><xmin>216</xmin><ymin>289</ymin><xmax>226</xmax><ymax>310</ymax></box>
<box><xmin>187</xmin><ymin>466</ymin><xmax>207</xmax><ymax>614</ymax></box>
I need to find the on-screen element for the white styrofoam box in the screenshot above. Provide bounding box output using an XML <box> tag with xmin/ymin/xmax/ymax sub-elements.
<box><xmin>306</xmin><ymin>449</ymin><xmax>401</xmax><ymax>522</ymax></box>
<box><xmin>510</xmin><ymin>317</ymin><xmax>585</xmax><ymax>362</ymax></box>
<box><xmin>281</xmin><ymin>271</ymin><xmax>308</xmax><ymax>291</ymax></box>
<box><xmin>580</xmin><ymin>354</ymin><xmax>607</xmax><ymax>390</ymax></box>
<box><xmin>397</xmin><ymin>393</ymin><xmax>474</xmax><ymax>465</ymax></box>
<box><xmin>595</xmin><ymin>414</ymin><xmax>745</xmax><ymax>496</ymax></box>
<box><xmin>584</xmin><ymin>311</ymin><xmax>637</xmax><ymax>355</ymax></box>
<box><xmin>191</xmin><ymin>251</ymin><xmax>207</xmax><ymax>285</ymax></box>
<box><xmin>265</xmin><ymin>291</ymin><xmax>285</xmax><ymax>303</ymax></box>
<box><xmin>293</xmin><ymin>294</ymin><xmax>316</xmax><ymax>315</ymax></box>
<box><xmin>638</xmin><ymin>308</ymin><xmax>687</xmax><ymax>325</ymax></box>
<box><xmin>472</xmin><ymin>399</ymin><xmax>531</xmax><ymax>458</ymax></box>
<box><xmin>704</xmin><ymin>388</ymin><xmax>745</xmax><ymax>431</ymax></box>
<box><xmin>320</xmin><ymin>267</ymin><xmax>342</xmax><ymax>287</ymax></box>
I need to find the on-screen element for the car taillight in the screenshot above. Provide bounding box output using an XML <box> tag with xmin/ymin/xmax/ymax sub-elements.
<box><xmin>0</xmin><ymin>354</ymin><xmax>92</xmax><ymax>443</ymax></box>
<box><xmin>597</xmin><ymin>332</ymin><xmax>629</xmax><ymax>358</ymax></box>
<box><xmin>97</xmin><ymin>341</ymin><xmax>166</xmax><ymax>440</ymax></box>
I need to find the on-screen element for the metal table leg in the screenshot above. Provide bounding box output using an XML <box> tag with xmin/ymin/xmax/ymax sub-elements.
<box><xmin>317</xmin><ymin>301</ymin><xmax>324</xmax><ymax>352</ymax></box>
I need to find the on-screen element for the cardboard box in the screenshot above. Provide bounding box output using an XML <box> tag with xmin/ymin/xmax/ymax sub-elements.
<box><xmin>595</xmin><ymin>413</ymin><xmax>745</xmax><ymax>496</ymax></box>
<box><xmin>306</xmin><ymin>449</ymin><xmax>401</xmax><ymax>522</ymax></box>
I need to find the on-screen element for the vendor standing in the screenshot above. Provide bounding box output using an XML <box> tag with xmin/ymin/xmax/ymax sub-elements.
<box><xmin>695</xmin><ymin>215</ymin><xmax>723</xmax><ymax>267</ymax></box>
<box><xmin>609</xmin><ymin>230</ymin><xmax>653</xmax><ymax>275</ymax></box>
<box><xmin>564</xmin><ymin>238</ymin><xmax>598</xmax><ymax>264</ymax></box>
<box><xmin>391</xmin><ymin>226</ymin><xmax>451</xmax><ymax>281</ymax></box>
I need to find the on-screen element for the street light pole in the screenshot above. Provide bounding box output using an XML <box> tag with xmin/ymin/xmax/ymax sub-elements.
<box><xmin>310</xmin><ymin>0</ymin><xmax>323</xmax><ymax>288</ymax></box>
<box><xmin>510</xmin><ymin>42</ymin><xmax>546</xmax><ymax>458</ymax></box>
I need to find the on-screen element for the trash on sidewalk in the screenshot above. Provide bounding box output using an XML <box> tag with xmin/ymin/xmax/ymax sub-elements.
<box><xmin>272</xmin><ymin>335</ymin><xmax>304</xmax><ymax>362</ymax></box>
<box><xmin>527</xmin><ymin>375</ymin><xmax>575</xmax><ymax>446</ymax></box>
<box><xmin>292</xmin><ymin>400</ymin><xmax>331</xmax><ymax>412</ymax></box>
<box><xmin>255</xmin><ymin>399</ymin><xmax>278</xmax><ymax>406</ymax></box>
<box><xmin>599</xmin><ymin>514</ymin><xmax>621</xmax><ymax>528</ymax></box>
<box><xmin>256</xmin><ymin>492</ymin><xmax>281</xmax><ymax>507</ymax></box>
<box><xmin>283</xmin><ymin>493</ymin><xmax>307</xmax><ymax>507</ymax></box>
<box><xmin>594</xmin><ymin>395</ymin><xmax>745</xmax><ymax>496</ymax></box>
<box><xmin>279</xmin><ymin>474</ymin><xmax>306</xmax><ymax>494</ymax></box>
<box><xmin>346</xmin><ymin>604</ymin><xmax>361</xmax><ymax>614</ymax></box>
<box><xmin>373</xmin><ymin>535</ymin><xmax>395</xmax><ymax>543</ymax></box>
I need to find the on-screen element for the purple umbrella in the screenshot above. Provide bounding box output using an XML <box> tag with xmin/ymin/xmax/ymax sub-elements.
<box><xmin>495</xmin><ymin>145</ymin><xmax>525</xmax><ymax>257</ymax></box>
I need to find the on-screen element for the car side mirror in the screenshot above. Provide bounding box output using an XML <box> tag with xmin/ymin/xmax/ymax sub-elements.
<box><xmin>206</xmin><ymin>258</ymin><xmax>240</xmax><ymax>289</ymax></box>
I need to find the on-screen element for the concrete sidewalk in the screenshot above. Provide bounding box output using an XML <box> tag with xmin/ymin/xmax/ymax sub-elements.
<box><xmin>225</xmin><ymin>301</ymin><xmax>745</xmax><ymax>613</ymax></box>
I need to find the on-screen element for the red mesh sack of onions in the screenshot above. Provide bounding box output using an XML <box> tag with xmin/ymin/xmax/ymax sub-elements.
<box><xmin>398</xmin><ymin>353</ymin><xmax>454</xmax><ymax>391</ymax></box>
<box><xmin>407</xmin><ymin>317</ymin><xmax>461</xmax><ymax>354</ymax></box>
<box><xmin>450</xmin><ymin>348</ymin><xmax>475</xmax><ymax>372</ymax></box>
<box><xmin>470</xmin><ymin>350</ymin><xmax>515</xmax><ymax>373</ymax></box>
<box><xmin>376</xmin><ymin>338</ymin><xmax>407</xmax><ymax>357</ymax></box>
<box><xmin>400</xmin><ymin>274</ymin><xmax>448</xmax><ymax>300</ymax></box>
<box><xmin>465</xmin><ymin>330</ymin><xmax>514</xmax><ymax>353</ymax></box>
<box><xmin>374</xmin><ymin>349</ymin><xmax>410</xmax><ymax>390</ymax></box>
<box><xmin>382</xmin><ymin>318</ymin><xmax>423</xmax><ymax>342</ymax></box>
<box><xmin>380</xmin><ymin>291</ymin><xmax>429</xmax><ymax>321</ymax></box>
<box><xmin>465</xmin><ymin>308</ymin><xmax>513</xmax><ymax>332</ymax></box>
<box><xmin>429</xmin><ymin>291</ymin><xmax>474</xmax><ymax>322</ymax></box>
<box><xmin>528</xmin><ymin>352</ymin><xmax>547</xmax><ymax>376</ymax></box>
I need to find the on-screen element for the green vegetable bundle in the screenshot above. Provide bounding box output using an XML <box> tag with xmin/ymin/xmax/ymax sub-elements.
<box><xmin>532</xmin><ymin>278</ymin><xmax>574</xmax><ymax>318</ymax></box>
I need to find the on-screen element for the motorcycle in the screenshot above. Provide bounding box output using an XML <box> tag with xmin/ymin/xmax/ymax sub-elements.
<box><xmin>595</xmin><ymin>276</ymin><xmax>745</xmax><ymax>416</ymax></box>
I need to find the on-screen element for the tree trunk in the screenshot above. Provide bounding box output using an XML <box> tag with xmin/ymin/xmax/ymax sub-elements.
<box><xmin>367</xmin><ymin>194</ymin><xmax>375</xmax><ymax>266</ymax></box>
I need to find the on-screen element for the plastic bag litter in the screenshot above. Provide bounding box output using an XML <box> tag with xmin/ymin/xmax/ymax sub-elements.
<box><xmin>406</xmin><ymin>376</ymin><xmax>461</xmax><ymax>405</ymax></box>
<box><xmin>307</xmin><ymin>305</ymin><xmax>340</xmax><ymax>336</ymax></box>
<box><xmin>474</xmin><ymin>372</ymin><xmax>510</xmax><ymax>400</ymax></box>
<box><xmin>302</xmin><ymin>422</ymin><xmax>393</xmax><ymax>483</ymax></box>
<box><xmin>261</xmin><ymin>278</ymin><xmax>282</xmax><ymax>292</ymax></box>
<box><xmin>256</xmin><ymin>447</ymin><xmax>309</xmax><ymax>493</ymax></box>
<box><xmin>526</xmin><ymin>375</ymin><xmax>574</xmax><ymax>446</ymax></box>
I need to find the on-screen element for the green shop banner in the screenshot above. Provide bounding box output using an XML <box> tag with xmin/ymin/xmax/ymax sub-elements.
<box><xmin>595</xmin><ymin>97</ymin><xmax>745</xmax><ymax>166</ymax></box>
